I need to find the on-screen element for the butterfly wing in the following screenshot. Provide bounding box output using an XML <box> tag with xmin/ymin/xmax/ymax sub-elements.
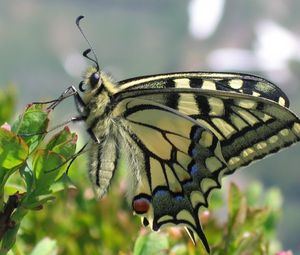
<box><xmin>117</xmin><ymin>72</ymin><xmax>290</xmax><ymax>107</ymax></box>
<box><xmin>115</xmin><ymin>72</ymin><xmax>300</xmax><ymax>175</ymax></box>
<box><xmin>89</xmin><ymin>72</ymin><xmax>300</xmax><ymax>253</ymax></box>
<box><xmin>113</xmin><ymin>98</ymin><xmax>226</xmax><ymax>252</ymax></box>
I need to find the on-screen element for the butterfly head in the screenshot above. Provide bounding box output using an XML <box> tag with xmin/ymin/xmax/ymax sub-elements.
<box><xmin>79</xmin><ymin>66</ymin><xmax>101</xmax><ymax>93</ymax></box>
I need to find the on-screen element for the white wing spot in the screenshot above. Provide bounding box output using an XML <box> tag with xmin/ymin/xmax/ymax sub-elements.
<box><xmin>228</xmin><ymin>156</ymin><xmax>241</xmax><ymax>167</ymax></box>
<box><xmin>292</xmin><ymin>122</ymin><xmax>300</xmax><ymax>136</ymax></box>
<box><xmin>259</xmin><ymin>113</ymin><xmax>272</xmax><ymax>122</ymax></box>
<box><xmin>205</xmin><ymin>156</ymin><xmax>223</xmax><ymax>173</ymax></box>
<box><xmin>278</xmin><ymin>97</ymin><xmax>286</xmax><ymax>106</ymax></box>
<box><xmin>241</xmin><ymin>147</ymin><xmax>255</xmax><ymax>160</ymax></box>
<box><xmin>199</xmin><ymin>130</ymin><xmax>213</xmax><ymax>147</ymax></box>
<box><xmin>208</xmin><ymin>97</ymin><xmax>225</xmax><ymax>116</ymax></box>
<box><xmin>268</xmin><ymin>135</ymin><xmax>279</xmax><ymax>144</ymax></box>
<box><xmin>235</xmin><ymin>99</ymin><xmax>258</xmax><ymax>109</ymax></box>
<box><xmin>174</xmin><ymin>78</ymin><xmax>191</xmax><ymax>88</ymax></box>
<box><xmin>202</xmin><ymin>80</ymin><xmax>216</xmax><ymax>90</ymax></box>
<box><xmin>252</xmin><ymin>91</ymin><xmax>261</xmax><ymax>97</ymax></box>
<box><xmin>200</xmin><ymin>178</ymin><xmax>218</xmax><ymax>193</ymax></box>
<box><xmin>254</xmin><ymin>141</ymin><xmax>268</xmax><ymax>150</ymax></box>
<box><xmin>157</xmin><ymin>215</ymin><xmax>173</xmax><ymax>224</ymax></box>
<box><xmin>176</xmin><ymin>210</ymin><xmax>196</xmax><ymax>225</ymax></box>
<box><xmin>229</xmin><ymin>79</ymin><xmax>243</xmax><ymax>89</ymax></box>
<box><xmin>279</xmin><ymin>128</ymin><xmax>290</xmax><ymax>137</ymax></box>
<box><xmin>190</xmin><ymin>191</ymin><xmax>205</xmax><ymax>207</ymax></box>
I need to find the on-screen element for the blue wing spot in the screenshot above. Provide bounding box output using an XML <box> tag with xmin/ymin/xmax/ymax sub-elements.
<box><xmin>190</xmin><ymin>126</ymin><xmax>203</xmax><ymax>142</ymax></box>
<box><xmin>191</xmin><ymin>146</ymin><xmax>198</xmax><ymax>158</ymax></box>
<box><xmin>154</xmin><ymin>189</ymin><xmax>168</xmax><ymax>198</ymax></box>
<box><xmin>191</xmin><ymin>164</ymin><xmax>198</xmax><ymax>176</ymax></box>
<box><xmin>175</xmin><ymin>194</ymin><xmax>184</xmax><ymax>201</ymax></box>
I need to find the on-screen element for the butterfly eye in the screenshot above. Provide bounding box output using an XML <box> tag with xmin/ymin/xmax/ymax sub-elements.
<box><xmin>89</xmin><ymin>72</ymin><xmax>100</xmax><ymax>89</ymax></box>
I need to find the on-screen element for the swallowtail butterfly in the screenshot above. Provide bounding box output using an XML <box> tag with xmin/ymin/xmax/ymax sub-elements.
<box><xmin>56</xmin><ymin>16</ymin><xmax>300</xmax><ymax>253</ymax></box>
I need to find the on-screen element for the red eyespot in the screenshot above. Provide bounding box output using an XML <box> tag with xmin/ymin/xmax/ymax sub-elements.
<box><xmin>132</xmin><ymin>197</ymin><xmax>150</xmax><ymax>214</ymax></box>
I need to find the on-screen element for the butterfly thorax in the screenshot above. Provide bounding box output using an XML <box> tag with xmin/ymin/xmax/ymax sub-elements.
<box><xmin>82</xmin><ymin>70</ymin><xmax>120</xmax><ymax>140</ymax></box>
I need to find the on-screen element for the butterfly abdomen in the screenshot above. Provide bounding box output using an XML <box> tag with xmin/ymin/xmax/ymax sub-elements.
<box><xmin>89</xmin><ymin>134</ymin><xmax>119</xmax><ymax>198</ymax></box>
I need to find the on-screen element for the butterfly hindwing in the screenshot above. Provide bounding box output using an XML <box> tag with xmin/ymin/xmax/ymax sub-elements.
<box><xmin>114</xmin><ymin>98</ymin><xmax>227</xmax><ymax>252</ymax></box>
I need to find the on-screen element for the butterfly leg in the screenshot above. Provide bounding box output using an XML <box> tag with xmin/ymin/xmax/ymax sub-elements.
<box><xmin>58</xmin><ymin>88</ymin><xmax>100</xmax><ymax>143</ymax></box>
<box><xmin>32</xmin><ymin>86</ymin><xmax>87</xmax><ymax>116</ymax></box>
<box><xmin>65</xmin><ymin>141</ymin><xmax>90</xmax><ymax>174</ymax></box>
<box><xmin>32</xmin><ymin>86</ymin><xmax>101</xmax><ymax>143</ymax></box>
<box><xmin>47</xmin><ymin>86</ymin><xmax>87</xmax><ymax>115</ymax></box>
<box><xmin>32</xmin><ymin>86</ymin><xmax>78</xmax><ymax>108</ymax></box>
<box><xmin>18</xmin><ymin>115</ymin><xmax>86</xmax><ymax>138</ymax></box>
<box><xmin>33</xmin><ymin>141</ymin><xmax>90</xmax><ymax>176</ymax></box>
<box><xmin>53</xmin><ymin>88</ymin><xmax>104</xmax><ymax>143</ymax></box>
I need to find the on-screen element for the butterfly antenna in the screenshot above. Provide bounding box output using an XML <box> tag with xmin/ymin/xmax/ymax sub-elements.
<box><xmin>76</xmin><ymin>15</ymin><xmax>100</xmax><ymax>71</ymax></box>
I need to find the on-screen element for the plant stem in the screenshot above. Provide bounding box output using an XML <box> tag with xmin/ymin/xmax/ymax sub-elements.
<box><xmin>0</xmin><ymin>193</ymin><xmax>26</xmax><ymax>255</ymax></box>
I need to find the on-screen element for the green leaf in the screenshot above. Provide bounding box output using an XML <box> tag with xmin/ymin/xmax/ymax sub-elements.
<box><xmin>0</xmin><ymin>128</ymin><xmax>28</xmax><ymax>170</ymax></box>
<box><xmin>20</xmin><ymin>166</ymin><xmax>34</xmax><ymax>193</ymax></box>
<box><xmin>223</xmin><ymin>183</ymin><xmax>248</xmax><ymax>253</ymax></box>
<box><xmin>169</xmin><ymin>243</ymin><xmax>187</xmax><ymax>255</ymax></box>
<box><xmin>228</xmin><ymin>183</ymin><xmax>245</xmax><ymax>228</ymax></box>
<box><xmin>29</xmin><ymin>237</ymin><xmax>58</xmax><ymax>255</ymax></box>
<box><xmin>265</xmin><ymin>188</ymin><xmax>283</xmax><ymax>210</ymax></box>
<box><xmin>46</xmin><ymin>127</ymin><xmax>77</xmax><ymax>160</ymax></box>
<box><xmin>209</xmin><ymin>189</ymin><xmax>224</xmax><ymax>209</ymax></box>
<box><xmin>32</xmin><ymin>149</ymin><xmax>66</xmax><ymax>194</ymax></box>
<box><xmin>50</xmin><ymin>175</ymin><xmax>76</xmax><ymax>193</ymax></box>
<box><xmin>246</xmin><ymin>182</ymin><xmax>264</xmax><ymax>207</ymax></box>
<box><xmin>244</xmin><ymin>208</ymin><xmax>270</xmax><ymax>231</ymax></box>
<box><xmin>12</xmin><ymin>104</ymin><xmax>49</xmax><ymax>153</ymax></box>
<box><xmin>23</xmin><ymin>194</ymin><xmax>56</xmax><ymax>210</ymax></box>
<box><xmin>0</xmin><ymin>85</ymin><xmax>16</xmax><ymax>124</ymax></box>
<box><xmin>235</xmin><ymin>233</ymin><xmax>264</xmax><ymax>254</ymax></box>
<box><xmin>4</xmin><ymin>183</ymin><xmax>26</xmax><ymax>195</ymax></box>
<box><xmin>133</xmin><ymin>232</ymin><xmax>169</xmax><ymax>255</ymax></box>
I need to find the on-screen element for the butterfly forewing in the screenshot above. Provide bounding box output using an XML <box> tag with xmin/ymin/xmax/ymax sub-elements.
<box><xmin>117</xmin><ymin>72</ymin><xmax>290</xmax><ymax>107</ymax></box>
<box><xmin>115</xmin><ymin>73</ymin><xmax>300</xmax><ymax>175</ymax></box>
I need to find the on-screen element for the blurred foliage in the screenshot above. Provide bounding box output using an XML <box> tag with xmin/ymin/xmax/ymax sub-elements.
<box><xmin>0</xmin><ymin>85</ymin><xmax>16</xmax><ymax>125</ymax></box>
<box><xmin>0</xmin><ymin>87</ymin><xmax>77</xmax><ymax>254</ymax></box>
<box><xmin>0</xmin><ymin>86</ymin><xmax>293</xmax><ymax>254</ymax></box>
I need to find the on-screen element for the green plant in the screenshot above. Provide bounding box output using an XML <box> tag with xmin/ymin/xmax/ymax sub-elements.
<box><xmin>0</xmin><ymin>101</ymin><xmax>77</xmax><ymax>254</ymax></box>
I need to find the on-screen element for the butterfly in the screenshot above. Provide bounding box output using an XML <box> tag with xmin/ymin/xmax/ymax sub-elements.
<box><xmin>54</xmin><ymin>16</ymin><xmax>300</xmax><ymax>253</ymax></box>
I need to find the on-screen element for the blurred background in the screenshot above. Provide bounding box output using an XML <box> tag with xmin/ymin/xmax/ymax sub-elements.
<box><xmin>1</xmin><ymin>0</ymin><xmax>300</xmax><ymax>253</ymax></box>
